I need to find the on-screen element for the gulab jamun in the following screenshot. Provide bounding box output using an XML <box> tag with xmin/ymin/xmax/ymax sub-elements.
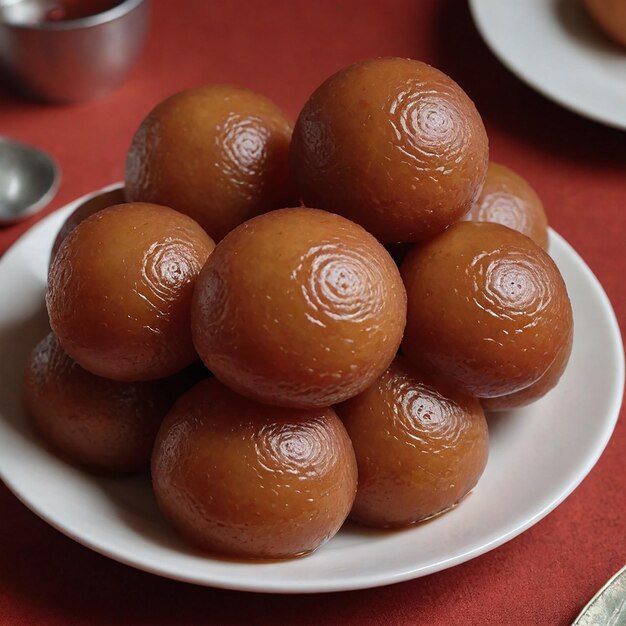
<box><xmin>192</xmin><ymin>207</ymin><xmax>407</xmax><ymax>409</ymax></box>
<box><xmin>584</xmin><ymin>0</ymin><xmax>626</xmax><ymax>48</ymax></box>
<box><xmin>336</xmin><ymin>357</ymin><xmax>488</xmax><ymax>528</ymax></box>
<box><xmin>151</xmin><ymin>378</ymin><xmax>357</xmax><ymax>559</ymax></box>
<box><xmin>125</xmin><ymin>85</ymin><xmax>294</xmax><ymax>241</ymax></box>
<box><xmin>462</xmin><ymin>162</ymin><xmax>548</xmax><ymax>250</ymax></box>
<box><xmin>401</xmin><ymin>222</ymin><xmax>573</xmax><ymax>398</ymax></box>
<box><xmin>289</xmin><ymin>57</ymin><xmax>489</xmax><ymax>243</ymax></box>
<box><xmin>481</xmin><ymin>324</ymin><xmax>573</xmax><ymax>411</ymax></box>
<box><xmin>23</xmin><ymin>333</ymin><xmax>190</xmax><ymax>473</ymax></box>
<box><xmin>47</xmin><ymin>202</ymin><xmax>215</xmax><ymax>382</ymax></box>
<box><xmin>50</xmin><ymin>186</ymin><xmax>126</xmax><ymax>261</ymax></box>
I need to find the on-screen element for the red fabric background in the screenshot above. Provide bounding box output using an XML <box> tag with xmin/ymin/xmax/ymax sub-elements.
<box><xmin>1</xmin><ymin>1</ymin><xmax>624</xmax><ymax>624</ymax></box>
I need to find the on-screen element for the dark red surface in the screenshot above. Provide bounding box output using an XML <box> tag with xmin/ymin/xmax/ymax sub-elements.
<box><xmin>1</xmin><ymin>1</ymin><xmax>624</xmax><ymax>624</ymax></box>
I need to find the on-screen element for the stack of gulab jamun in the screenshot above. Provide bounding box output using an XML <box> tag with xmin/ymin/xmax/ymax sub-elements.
<box><xmin>24</xmin><ymin>57</ymin><xmax>573</xmax><ymax>561</ymax></box>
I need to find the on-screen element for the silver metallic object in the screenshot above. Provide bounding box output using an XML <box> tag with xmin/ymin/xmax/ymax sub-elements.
<box><xmin>0</xmin><ymin>136</ymin><xmax>59</xmax><ymax>223</ymax></box>
<box><xmin>0</xmin><ymin>0</ymin><xmax>149</xmax><ymax>102</ymax></box>
<box><xmin>572</xmin><ymin>564</ymin><xmax>626</xmax><ymax>625</ymax></box>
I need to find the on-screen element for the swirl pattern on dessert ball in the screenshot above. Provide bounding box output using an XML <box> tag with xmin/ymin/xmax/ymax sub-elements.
<box><xmin>462</xmin><ymin>162</ymin><xmax>548</xmax><ymax>250</ymax></box>
<box><xmin>480</xmin><ymin>194</ymin><xmax>529</xmax><ymax>232</ymax></box>
<box><xmin>393</xmin><ymin>380</ymin><xmax>469</xmax><ymax>452</ymax></box>
<box><xmin>469</xmin><ymin>250</ymin><xmax>551</xmax><ymax>328</ymax></box>
<box><xmin>218</xmin><ymin>114</ymin><xmax>270</xmax><ymax>184</ymax></box>
<box><xmin>255</xmin><ymin>417</ymin><xmax>338</xmax><ymax>477</ymax></box>
<box><xmin>389</xmin><ymin>85</ymin><xmax>469</xmax><ymax>172</ymax></box>
<box><xmin>140</xmin><ymin>239</ymin><xmax>203</xmax><ymax>318</ymax></box>
<box><xmin>293</xmin><ymin>243</ymin><xmax>387</xmax><ymax>326</ymax></box>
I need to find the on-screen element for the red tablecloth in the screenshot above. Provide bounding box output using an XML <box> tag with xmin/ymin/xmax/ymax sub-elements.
<box><xmin>1</xmin><ymin>1</ymin><xmax>624</xmax><ymax>624</ymax></box>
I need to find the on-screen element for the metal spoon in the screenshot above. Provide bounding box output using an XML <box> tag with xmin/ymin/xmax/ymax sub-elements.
<box><xmin>572</xmin><ymin>564</ymin><xmax>626</xmax><ymax>625</ymax></box>
<box><xmin>0</xmin><ymin>137</ymin><xmax>60</xmax><ymax>224</ymax></box>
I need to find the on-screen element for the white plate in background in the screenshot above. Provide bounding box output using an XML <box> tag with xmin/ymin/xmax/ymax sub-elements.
<box><xmin>0</xmin><ymin>186</ymin><xmax>623</xmax><ymax>593</ymax></box>
<box><xmin>469</xmin><ymin>0</ymin><xmax>626</xmax><ymax>130</ymax></box>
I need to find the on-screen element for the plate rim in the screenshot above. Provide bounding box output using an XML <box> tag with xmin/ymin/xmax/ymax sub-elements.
<box><xmin>468</xmin><ymin>0</ymin><xmax>626</xmax><ymax>131</ymax></box>
<box><xmin>0</xmin><ymin>185</ymin><xmax>623</xmax><ymax>593</ymax></box>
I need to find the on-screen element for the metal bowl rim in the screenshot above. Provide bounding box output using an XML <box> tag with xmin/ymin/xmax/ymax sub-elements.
<box><xmin>0</xmin><ymin>0</ymin><xmax>147</xmax><ymax>32</ymax></box>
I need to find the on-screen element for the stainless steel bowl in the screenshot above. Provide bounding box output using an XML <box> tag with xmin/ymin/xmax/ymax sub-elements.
<box><xmin>0</xmin><ymin>0</ymin><xmax>149</xmax><ymax>103</ymax></box>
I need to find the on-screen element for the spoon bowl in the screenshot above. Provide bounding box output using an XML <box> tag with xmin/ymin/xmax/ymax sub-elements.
<box><xmin>0</xmin><ymin>137</ymin><xmax>59</xmax><ymax>224</ymax></box>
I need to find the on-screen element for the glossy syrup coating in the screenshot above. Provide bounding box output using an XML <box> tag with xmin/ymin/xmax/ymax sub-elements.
<box><xmin>481</xmin><ymin>323</ymin><xmax>573</xmax><ymax>411</ymax></box>
<box><xmin>289</xmin><ymin>57</ymin><xmax>489</xmax><ymax>243</ymax></box>
<box><xmin>192</xmin><ymin>207</ymin><xmax>407</xmax><ymax>409</ymax></box>
<box><xmin>125</xmin><ymin>85</ymin><xmax>294</xmax><ymax>241</ymax></box>
<box><xmin>151</xmin><ymin>378</ymin><xmax>357</xmax><ymax>559</ymax></box>
<box><xmin>401</xmin><ymin>222</ymin><xmax>573</xmax><ymax>398</ymax></box>
<box><xmin>23</xmin><ymin>333</ymin><xmax>194</xmax><ymax>473</ymax></box>
<box><xmin>462</xmin><ymin>162</ymin><xmax>549</xmax><ymax>250</ymax></box>
<box><xmin>584</xmin><ymin>0</ymin><xmax>626</xmax><ymax>47</ymax></box>
<box><xmin>336</xmin><ymin>357</ymin><xmax>488</xmax><ymax>528</ymax></box>
<box><xmin>50</xmin><ymin>186</ymin><xmax>126</xmax><ymax>261</ymax></box>
<box><xmin>47</xmin><ymin>203</ymin><xmax>215</xmax><ymax>382</ymax></box>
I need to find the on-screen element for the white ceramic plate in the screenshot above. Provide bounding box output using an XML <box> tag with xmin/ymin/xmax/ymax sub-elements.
<box><xmin>469</xmin><ymin>0</ymin><xmax>626</xmax><ymax>130</ymax></box>
<box><xmin>0</xmin><ymin>186</ymin><xmax>623</xmax><ymax>593</ymax></box>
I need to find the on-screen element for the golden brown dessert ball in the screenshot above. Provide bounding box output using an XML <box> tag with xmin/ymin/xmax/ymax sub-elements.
<box><xmin>584</xmin><ymin>0</ymin><xmax>626</xmax><ymax>48</ymax></box>
<box><xmin>289</xmin><ymin>57</ymin><xmax>489</xmax><ymax>243</ymax></box>
<box><xmin>47</xmin><ymin>203</ymin><xmax>215</xmax><ymax>382</ymax></box>
<box><xmin>125</xmin><ymin>85</ymin><xmax>294</xmax><ymax>242</ymax></box>
<box><xmin>50</xmin><ymin>186</ymin><xmax>125</xmax><ymax>261</ymax></box>
<box><xmin>462</xmin><ymin>162</ymin><xmax>549</xmax><ymax>250</ymax></box>
<box><xmin>23</xmin><ymin>333</ymin><xmax>191</xmax><ymax>473</ymax></box>
<box><xmin>337</xmin><ymin>358</ymin><xmax>488</xmax><ymax>528</ymax></box>
<box><xmin>401</xmin><ymin>222</ymin><xmax>573</xmax><ymax>398</ymax></box>
<box><xmin>481</xmin><ymin>325</ymin><xmax>573</xmax><ymax>411</ymax></box>
<box><xmin>192</xmin><ymin>207</ymin><xmax>407</xmax><ymax>409</ymax></box>
<box><xmin>152</xmin><ymin>378</ymin><xmax>357</xmax><ymax>559</ymax></box>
